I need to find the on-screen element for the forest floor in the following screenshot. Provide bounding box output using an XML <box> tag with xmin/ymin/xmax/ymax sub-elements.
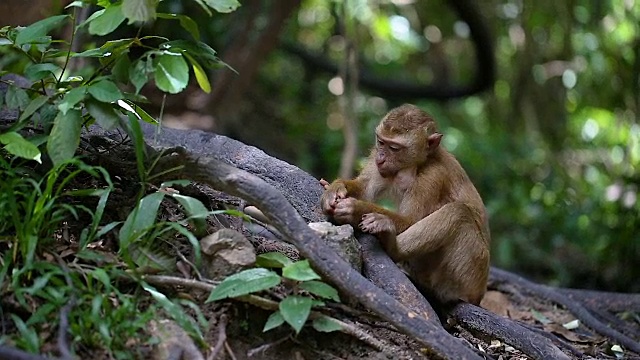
<box><xmin>59</xmin><ymin>172</ymin><xmax>638</xmax><ymax>360</ymax></box>
<box><xmin>2</xmin><ymin>127</ymin><xmax>639</xmax><ymax>360</ymax></box>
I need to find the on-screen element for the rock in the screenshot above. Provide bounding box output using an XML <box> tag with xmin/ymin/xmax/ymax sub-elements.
<box><xmin>308</xmin><ymin>222</ymin><xmax>362</xmax><ymax>272</ymax></box>
<box><xmin>200</xmin><ymin>228</ymin><xmax>256</xmax><ymax>280</ymax></box>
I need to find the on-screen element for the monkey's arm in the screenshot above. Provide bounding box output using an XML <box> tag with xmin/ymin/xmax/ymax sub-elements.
<box><xmin>333</xmin><ymin>198</ymin><xmax>414</xmax><ymax>234</ymax></box>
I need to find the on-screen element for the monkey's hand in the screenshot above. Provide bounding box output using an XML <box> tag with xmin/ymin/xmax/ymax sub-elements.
<box><xmin>320</xmin><ymin>181</ymin><xmax>348</xmax><ymax>216</ymax></box>
<box><xmin>319</xmin><ymin>178</ymin><xmax>330</xmax><ymax>189</ymax></box>
<box><xmin>332</xmin><ymin>197</ymin><xmax>368</xmax><ymax>225</ymax></box>
<box><xmin>360</xmin><ymin>213</ymin><xmax>396</xmax><ymax>235</ymax></box>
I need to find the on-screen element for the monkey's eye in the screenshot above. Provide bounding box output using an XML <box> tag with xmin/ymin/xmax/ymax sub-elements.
<box><xmin>389</xmin><ymin>146</ymin><xmax>401</xmax><ymax>152</ymax></box>
<box><xmin>377</xmin><ymin>139</ymin><xmax>384</xmax><ymax>146</ymax></box>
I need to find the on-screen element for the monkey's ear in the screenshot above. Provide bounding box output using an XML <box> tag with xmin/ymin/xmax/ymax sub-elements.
<box><xmin>427</xmin><ymin>133</ymin><xmax>443</xmax><ymax>149</ymax></box>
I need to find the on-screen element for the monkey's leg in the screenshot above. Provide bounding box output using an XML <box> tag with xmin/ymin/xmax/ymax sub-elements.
<box><xmin>385</xmin><ymin>202</ymin><xmax>489</xmax><ymax>304</ymax></box>
<box><xmin>386</xmin><ymin>202</ymin><xmax>486</xmax><ymax>261</ymax></box>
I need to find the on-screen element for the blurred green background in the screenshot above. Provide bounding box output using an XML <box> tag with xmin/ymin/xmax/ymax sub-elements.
<box><xmin>2</xmin><ymin>0</ymin><xmax>638</xmax><ymax>291</ymax></box>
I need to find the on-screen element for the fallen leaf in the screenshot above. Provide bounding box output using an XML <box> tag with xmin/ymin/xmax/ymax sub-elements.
<box><xmin>480</xmin><ymin>291</ymin><xmax>512</xmax><ymax>317</ymax></box>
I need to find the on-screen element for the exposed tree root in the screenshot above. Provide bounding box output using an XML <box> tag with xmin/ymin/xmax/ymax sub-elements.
<box><xmin>79</xmin><ymin>125</ymin><xmax>640</xmax><ymax>360</ymax></box>
<box><xmin>490</xmin><ymin>267</ymin><xmax>640</xmax><ymax>355</ymax></box>
<box><xmin>558</xmin><ymin>288</ymin><xmax>640</xmax><ymax>312</ymax></box>
<box><xmin>358</xmin><ymin>232</ymin><xmax>439</xmax><ymax>323</ymax></box>
<box><xmin>450</xmin><ymin>302</ymin><xmax>571</xmax><ymax>360</ymax></box>
<box><xmin>0</xmin><ymin>347</ymin><xmax>52</xmax><ymax>360</ymax></box>
<box><xmin>152</xmin><ymin>149</ymin><xmax>483</xmax><ymax>360</ymax></box>
<box><xmin>356</xmin><ymin>233</ymin><xmax>572</xmax><ymax>360</ymax></box>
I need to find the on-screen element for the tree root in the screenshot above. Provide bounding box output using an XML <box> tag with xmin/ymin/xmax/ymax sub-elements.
<box><xmin>490</xmin><ymin>267</ymin><xmax>640</xmax><ymax>355</ymax></box>
<box><xmin>450</xmin><ymin>302</ymin><xmax>572</xmax><ymax>360</ymax></box>
<box><xmin>557</xmin><ymin>288</ymin><xmax>640</xmax><ymax>313</ymax></box>
<box><xmin>152</xmin><ymin>149</ymin><xmax>482</xmax><ymax>360</ymax></box>
<box><xmin>132</xmin><ymin>130</ymin><xmax>640</xmax><ymax>360</ymax></box>
<box><xmin>356</xmin><ymin>233</ymin><xmax>572</xmax><ymax>360</ymax></box>
<box><xmin>358</xmin><ymin>232</ymin><xmax>440</xmax><ymax>322</ymax></box>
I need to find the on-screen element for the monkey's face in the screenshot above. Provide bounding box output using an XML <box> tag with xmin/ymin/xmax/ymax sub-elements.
<box><xmin>374</xmin><ymin>134</ymin><xmax>416</xmax><ymax>178</ymax></box>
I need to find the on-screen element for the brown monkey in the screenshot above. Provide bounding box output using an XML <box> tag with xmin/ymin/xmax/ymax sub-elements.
<box><xmin>321</xmin><ymin>104</ymin><xmax>490</xmax><ymax>305</ymax></box>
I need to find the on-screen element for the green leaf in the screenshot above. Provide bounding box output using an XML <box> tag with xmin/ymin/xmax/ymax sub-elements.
<box><xmin>111</xmin><ymin>55</ymin><xmax>132</xmax><ymax>83</ymax></box>
<box><xmin>72</xmin><ymin>48</ymin><xmax>108</xmax><ymax>58</ymax></box>
<box><xmin>66</xmin><ymin>1</ymin><xmax>85</xmax><ymax>9</ymax></box>
<box><xmin>263</xmin><ymin>311</ymin><xmax>285</xmax><ymax>332</ymax></box>
<box><xmin>117</xmin><ymin>100</ymin><xmax>157</xmax><ymax>124</ymax></box>
<box><xmin>74</xmin><ymin>38</ymin><xmax>134</xmax><ymax>60</ymax></box>
<box><xmin>130</xmin><ymin>59</ymin><xmax>149</xmax><ymax>93</ymax></box>
<box><xmin>279</xmin><ymin>295</ymin><xmax>313</xmax><ymax>334</ymax></box>
<box><xmin>157</xmin><ymin>13</ymin><xmax>200</xmax><ymax>40</ymax></box>
<box><xmin>118</xmin><ymin>192</ymin><xmax>165</xmax><ymax>248</ymax></box>
<box><xmin>86</xmin><ymin>98</ymin><xmax>120</xmax><ymax>130</ymax></box>
<box><xmin>122</xmin><ymin>0</ymin><xmax>156</xmax><ymax>24</ymax></box>
<box><xmin>15</xmin><ymin>15</ymin><xmax>68</xmax><ymax>46</ymax></box>
<box><xmin>206</xmin><ymin>268</ymin><xmax>281</xmax><ymax>302</ymax></box>
<box><xmin>165</xmin><ymin>222</ymin><xmax>201</xmax><ymax>267</ymax></box>
<box><xmin>5</xmin><ymin>86</ymin><xmax>30</xmax><ymax>110</ymax></box>
<box><xmin>161</xmin><ymin>180</ymin><xmax>191</xmax><ymax>187</ymax></box>
<box><xmin>162</xmin><ymin>40</ymin><xmax>227</xmax><ymax>69</ymax></box>
<box><xmin>256</xmin><ymin>252</ymin><xmax>293</xmax><ymax>268</ymax></box>
<box><xmin>19</xmin><ymin>95</ymin><xmax>49</xmax><ymax>121</ymax></box>
<box><xmin>24</xmin><ymin>63</ymin><xmax>60</xmax><ymax>81</ymax></box>
<box><xmin>299</xmin><ymin>281</ymin><xmax>340</xmax><ymax>302</ymax></box>
<box><xmin>46</xmin><ymin>109</ymin><xmax>82</xmax><ymax>166</ymax></box>
<box><xmin>91</xmin><ymin>268</ymin><xmax>112</xmax><ymax>288</ymax></box>
<box><xmin>531</xmin><ymin>309</ymin><xmax>552</xmax><ymax>325</ymax></box>
<box><xmin>58</xmin><ymin>86</ymin><xmax>87</xmax><ymax>114</ymax></box>
<box><xmin>282</xmin><ymin>260</ymin><xmax>321</xmax><ymax>281</ymax></box>
<box><xmin>312</xmin><ymin>315</ymin><xmax>343</xmax><ymax>333</ymax></box>
<box><xmin>202</xmin><ymin>0</ymin><xmax>241</xmax><ymax>13</ymax></box>
<box><xmin>0</xmin><ymin>132</ymin><xmax>42</xmax><ymax>163</ymax></box>
<box><xmin>153</xmin><ymin>51</ymin><xmax>189</xmax><ymax>94</ymax></box>
<box><xmin>89</xmin><ymin>5</ymin><xmax>126</xmax><ymax>36</ymax></box>
<box><xmin>11</xmin><ymin>315</ymin><xmax>40</xmax><ymax>352</ymax></box>
<box><xmin>170</xmin><ymin>194</ymin><xmax>210</xmax><ymax>219</ymax></box>
<box><xmin>191</xmin><ymin>0</ymin><xmax>212</xmax><ymax>16</ymax></box>
<box><xmin>142</xmin><ymin>283</ymin><xmax>204</xmax><ymax>342</ymax></box>
<box><xmin>88</xmin><ymin>80</ymin><xmax>123</xmax><ymax>102</ymax></box>
<box><xmin>185</xmin><ymin>53</ymin><xmax>211</xmax><ymax>93</ymax></box>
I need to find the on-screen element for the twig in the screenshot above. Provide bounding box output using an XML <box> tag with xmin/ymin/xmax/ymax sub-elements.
<box><xmin>247</xmin><ymin>336</ymin><xmax>290</xmax><ymax>357</ymax></box>
<box><xmin>168</xmin><ymin>242</ymin><xmax>204</xmax><ymax>280</ymax></box>
<box><xmin>330</xmin><ymin>318</ymin><xmax>397</xmax><ymax>353</ymax></box>
<box><xmin>143</xmin><ymin>274</ymin><xmax>396</xmax><ymax>353</ymax></box>
<box><xmin>224</xmin><ymin>341</ymin><xmax>237</xmax><ymax>360</ymax></box>
<box><xmin>208</xmin><ymin>313</ymin><xmax>228</xmax><ymax>360</ymax></box>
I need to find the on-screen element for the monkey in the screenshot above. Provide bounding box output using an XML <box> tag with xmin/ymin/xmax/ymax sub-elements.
<box><xmin>320</xmin><ymin>104</ymin><xmax>490</xmax><ymax>305</ymax></box>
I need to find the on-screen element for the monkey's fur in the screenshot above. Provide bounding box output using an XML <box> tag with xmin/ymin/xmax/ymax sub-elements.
<box><xmin>321</xmin><ymin>104</ymin><xmax>490</xmax><ymax>305</ymax></box>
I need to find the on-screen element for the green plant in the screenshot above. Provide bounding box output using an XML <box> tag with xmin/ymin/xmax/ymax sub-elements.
<box><xmin>207</xmin><ymin>252</ymin><xmax>343</xmax><ymax>334</ymax></box>
<box><xmin>0</xmin><ymin>0</ymin><xmax>241</xmax><ymax>356</ymax></box>
<box><xmin>0</xmin><ymin>156</ymin><xmax>113</xmax><ymax>268</ymax></box>
<box><xmin>0</xmin><ymin>0</ymin><xmax>236</xmax><ymax>166</ymax></box>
